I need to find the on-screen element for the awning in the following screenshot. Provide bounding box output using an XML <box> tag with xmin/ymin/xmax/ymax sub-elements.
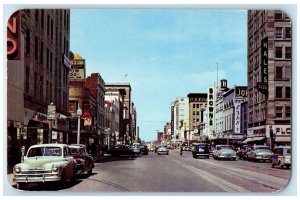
<box><xmin>242</xmin><ymin>137</ymin><xmax>265</xmax><ymax>143</ymax></box>
<box><xmin>251</xmin><ymin>136</ymin><xmax>265</xmax><ymax>142</ymax></box>
<box><xmin>275</xmin><ymin>136</ymin><xmax>291</xmax><ymax>143</ymax></box>
<box><xmin>242</xmin><ymin>138</ymin><xmax>252</xmax><ymax>143</ymax></box>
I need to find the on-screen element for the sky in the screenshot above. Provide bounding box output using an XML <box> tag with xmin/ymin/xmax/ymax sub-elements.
<box><xmin>70</xmin><ymin>9</ymin><xmax>248</xmax><ymax>142</ymax></box>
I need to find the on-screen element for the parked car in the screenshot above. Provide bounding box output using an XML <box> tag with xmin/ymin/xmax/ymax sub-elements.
<box><xmin>237</xmin><ymin>145</ymin><xmax>252</xmax><ymax>160</ymax></box>
<box><xmin>129</xmin><ymin>145</ymin><xmax>142</xmax><ymax>156</ymax></box>
<box><xmin>107</xmin><ymin>144</ymin><xmax>139</xmax><ymax>157</ymax></box>
<box><xmin>69</xmin><ymin>144</ymin><xmax>94</xmax><ymax>177</ymax></box>
<box><xmin>271</xmin><ymin>146</ymin><xmax>291</xmax><ymax>169</ymax></box>
<box><xmin>247</xmin><ymin>145</ymin><xmax>273</xmax><ymax>162</ymax></box>
<box><xmin>13</xmin><ymin>144</ymin><xmax>77</xmax><ymax>190</ymax></box>
<box><xmin>212</xmin><ymin>145</ymin><xmax>237</xmax><ymax>160</ymax></box>
<box><xmin>157</xmin><ymin>146</ymin><xmax>169</xmax><ymax>155</ymax></box>
<box><xmin>192</xmin><ymin>143</ymin><xmax>210</xmax><ymax>159</ymax></box>
<box><xmin>139</xmin><ymin>145</ymin><xmax>149</xmax><ymax>155</ymax></box>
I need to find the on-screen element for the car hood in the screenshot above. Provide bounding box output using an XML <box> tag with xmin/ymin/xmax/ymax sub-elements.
<box><xmin>19</xmin><ymin>156</ymin><xmax>68</xmax><ymax>169</ymax></box>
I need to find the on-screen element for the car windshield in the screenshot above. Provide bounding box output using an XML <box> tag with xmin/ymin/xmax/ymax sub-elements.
<box><xmin>27</xmin><ymin>147</ymin><xmax>62</xmax><ymax>157</ymax></box>
<box><xmin>217</xmin><ymin>145</ymin><xmax>232</xmax><ymax>150</ymax></box>
<box><xmin>255</xmin><ymin>147</ymin><xmax>270</xmax><ymax>151</ymax></box>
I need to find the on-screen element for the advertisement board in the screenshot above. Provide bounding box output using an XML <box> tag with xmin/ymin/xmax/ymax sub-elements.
<box><xmin>7</xmin><ymin>11</ymin><xmax>20</xmax><ymax>60</ymax></box>
<box><xmin>69</xmin><ymin>59</ymin><xmax>86</xmax><ymax>81</ymax></box>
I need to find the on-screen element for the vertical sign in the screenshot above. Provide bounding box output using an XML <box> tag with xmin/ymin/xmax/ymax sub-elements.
<box><xmin>208</xmin><ymin>87</ymin><xmax>214</xmax><ymax>126</ymax></box>
<box><xmin>261</xmin><ymin>37</ymin><xmax>268</xmax><ymax>85</ymax></box>
<box><xmin>257</xmin><ymin>37</ymin><xmax>268</xmax><ymax>93</ymax></box>
<box><xmin>7</xmin><ymin>11</ymin><xmax>20</xmax><ymax>60</ymax></box>
<box><xmin>234</xmin><ymin>103</ymin><xmax>241</xmax><ymax>133</ymax></box>
<box><xmin>171</xmin><ymin>106</ymin><xmax>174</xmax><ymax>135</ymax></box>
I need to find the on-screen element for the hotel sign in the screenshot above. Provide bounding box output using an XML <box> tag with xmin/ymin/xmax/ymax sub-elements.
<box><xmin>257</xmin><ymin>37</ymin><xmax>268</xmax><ymax>94</ymax></box>
<box><xmin>7</xmin><ymin>11</ymin><xmax>20</xmax><ymax>60</ymax></box>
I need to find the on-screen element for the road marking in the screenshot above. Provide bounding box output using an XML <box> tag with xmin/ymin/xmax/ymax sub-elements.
<box><xmin>198</xmin><ymin>159</ymin><xmax>288</xmax><ymax>189</ymax></box>
<box><xmin>185</xmin><ymin>165</ymin><xmax>250</xmax><ymax>192</ymax></box>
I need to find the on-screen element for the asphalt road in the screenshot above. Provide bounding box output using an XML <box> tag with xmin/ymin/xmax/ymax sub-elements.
<box><xmin>7</xmin><ymin>149</ymin><xmax>292</xmax><ymax>194</ymax></box>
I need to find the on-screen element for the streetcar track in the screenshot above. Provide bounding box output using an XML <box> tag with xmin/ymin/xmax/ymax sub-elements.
<box><xmin>167</xmin><ymin>151</ymin><xmax>289</xmax><ymax>192</ymax></box>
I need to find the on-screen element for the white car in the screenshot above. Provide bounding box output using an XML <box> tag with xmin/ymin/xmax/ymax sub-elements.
<box><xmin>13</xmin><ymin>144</ymin><xmax>77</xmax><ymax>190</ymax></box>
<box><xmin>157</xmin><ymin>146</ymin><xmax>169</xmax><ymax>155</ymax></box>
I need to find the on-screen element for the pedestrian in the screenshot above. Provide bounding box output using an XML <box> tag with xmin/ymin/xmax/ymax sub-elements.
<box><xmin>180</xmin><ymin>145</ymin><xmax>183</xmax><ymax>155</ymax></box>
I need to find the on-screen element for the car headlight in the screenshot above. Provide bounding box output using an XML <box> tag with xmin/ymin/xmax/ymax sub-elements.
<box><xmin>52</xmin><ymin>164</ymin><xmax>58</xmax><ymax>172</ymax></box>
<box><xmin>14</xmin><ymin>166</ymin><xmax>21</xmax><ymax>173</ymax></box>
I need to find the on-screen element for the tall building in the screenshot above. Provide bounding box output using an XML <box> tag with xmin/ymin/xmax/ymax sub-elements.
<box><xmin>247</xmin><ymin>10</ymin><xmax>291</xmax><ymax>148</ymax></box>
<box><xmin>7</xmin><ymin>9</ymin><xmax>71</xmax><ymax>168</ymax></box>
<box><xmin>171</xmin><ymin>97</ymin><xmax>189</xmax><ymax>144</ymax></box>
<box><xmin>187</xmin><ymin>93</ymin><xmax>207</xmax><ymax>141</ymax></box>
<box><xmin>105</xmin><ymin>83</ymin><xmax>132</xmax><ymax>144</ymax></box>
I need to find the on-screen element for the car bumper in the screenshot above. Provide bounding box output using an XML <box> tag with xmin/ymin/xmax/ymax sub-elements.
<box><xmin>219</xmin><ymin>155</ymin><xmax>237</xmax><ymax>159</ymax></box>
<box><xmin>157</xmin><ymin>151</ymin><xmax>168</xmax><ymax>154</ymax></box>
<box><xmin>194</xmin><ymin>153</ymin><xmax>209</xmax><ymax>156</ymax></box>
<box><xmin>13</xmin><ymin>173</ymin><xmax>61</xmax><ymax>183</ymax></box>
<box><xmin>255</xmin><ymin>156</ymin><xmax>272</xmax><ymax>160</ymax></box>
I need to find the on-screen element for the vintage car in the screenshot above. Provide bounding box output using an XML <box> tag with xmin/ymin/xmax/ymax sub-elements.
<box><xmin>192</xmin><ymin>143</ymin><xmax>210</xmax><ymax>159</ymax></box>
<box><xmin>69</xmin><ymin>144</ymin><xmax>94</xmax><ymax>176</ymax></box>
<box><xmin>271</xmin><ymin>146</ymin><xmax>291</xmax><ymax>169</ymax></box>
<box><xmin>139</xmin><ymin>145</ymin><xmax>149</xmax><ymax>155</ymax></box>
<box><xmin>107</xmin><ymin>144</ymin><xmax>140</xmax><ymax>157</ymax></box>
<box><xmin>212</xmin><ymin>145</ymin><xmax>237</xmax><ymax>160</ymax></box>
<box><xmin>13</xmin><ymin>144</ymin><xmax>77</xmax><ymax>190</ymax></box>
<box><xmin>247</xmin><ymin>145</ymin><xmax>273</xmax><ymax>162</ymax></box>
<box><xmin>157</xmin><ymin>146</ymin><xmax>169</xmax><ymax>155</ymax></box>
<box><xmin>236</xmin><ymin>145</ymin><xmax>252</xmax><ymax>160</ymax></box>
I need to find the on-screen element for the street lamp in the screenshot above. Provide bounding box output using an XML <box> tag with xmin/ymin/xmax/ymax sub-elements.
<box><xmin>107</xmin><ymin>128</ymin><xmax>111</xmax><ymax>150</ymax></box>
<box><xmin>77</xmin><ymin>107</ymin><xmax>82</xmax><ymax>144</ymax></box>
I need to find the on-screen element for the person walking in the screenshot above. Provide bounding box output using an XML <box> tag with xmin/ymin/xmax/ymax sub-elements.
<box><xmin>180</xmin><ymin>145</ymin><xmax>183</xmax><ymax>155</ymax></box>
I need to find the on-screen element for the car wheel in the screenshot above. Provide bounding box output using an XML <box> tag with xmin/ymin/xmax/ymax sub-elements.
<box><xmin>88</xmin><ymin>163</ymin><xmax>93</xmax><ymax>175</ymax></box>
<box><xmin>271</xmin><ymin>163</ymin><xmax>275</xmax><ymax>168</ymax></box>
<box><xmin>17</xmin><ymin>183</ymin><xmax>26</xmax><ymax>190</ymax></box>
<box><xmin>59</xmin><ymin>170</ymin><xmax>66</xmax><ymax>188</ymax></box>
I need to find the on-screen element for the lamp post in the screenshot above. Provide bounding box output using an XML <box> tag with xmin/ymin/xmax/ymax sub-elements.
<box><xmin>107</xmin><ymin>128</ymin><xmax>111</xmax><ymax>150</ymax></box>
<box><xmin>269</xmin><ymin>124</ymin><xmax>274</xmax><ymax>150</ymax></box>
<box><xmin>77</xmin><ymin>107</ymin><xmax>82</xmax><ymax>144</ymax></box>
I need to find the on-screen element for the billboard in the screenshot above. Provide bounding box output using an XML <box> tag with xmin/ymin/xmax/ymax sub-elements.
<box><xmin>69</xmin><ymin>59</ymin><xmax>86</xmax><ymax>81</ymax></box>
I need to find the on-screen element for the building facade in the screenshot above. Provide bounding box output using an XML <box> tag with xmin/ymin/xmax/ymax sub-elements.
<box><xmin>105</xmin><ymin>83</ymin><xmax>132</xmax><ymax>144</ymax></box>
<box><xmin>247</xmin><ymin>10</ymin><xmax>291</xmax><ymax>148</ymax></box>
<box><xmin>7</xmin><ymin>9</ymin><xmax>71</xmax><ymax>168</ymax></box>
<box><xmin>187</xmin><ymin>93</ymin><xmax>207</xmax><ymax>141</ymax></box>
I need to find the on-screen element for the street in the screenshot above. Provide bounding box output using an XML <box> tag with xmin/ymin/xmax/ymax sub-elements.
<box><xmin>8</xmin><ymin>149</ymin><xmax>291</xmax><ymax>193</ymax></box>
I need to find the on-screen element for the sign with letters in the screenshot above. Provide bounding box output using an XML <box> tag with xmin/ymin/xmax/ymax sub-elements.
<box><xmin>7</xmin><ymin>11</ymin><xmax>20</xmax><ymax>60</ymax></box>
<box><xmin>257</xmin><ymin>37</ymin><xmax>268</xmax><ymax>94</ymax></box>
<box><xmin>69</xmin><ymin>59</ymin><xmax>86</xmax><ymax>81</ymax></box>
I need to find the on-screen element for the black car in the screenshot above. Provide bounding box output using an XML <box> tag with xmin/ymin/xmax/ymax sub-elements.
<box><xmin>69</xmin><ymin>144</ymin><xmax>94</xmax><ymax>176</ymax></box>
<box><xmin>192</xmin><ymin>143</ymin><xmax>210</xmax><ymax>159</ymax></box>
<box><xmin>107</xmin><ymin>144</ymin><xmax>140</xmax><ymax>157</ymax></box>
<box><xmin>237</xmin><ymin>145</ymin><xmax>251</xmax><ymax>160</ymax></box>
<box><xmin>139</xmin><ymin>145</ymin><xmax>149</xmax><ymax>155</ymax></box>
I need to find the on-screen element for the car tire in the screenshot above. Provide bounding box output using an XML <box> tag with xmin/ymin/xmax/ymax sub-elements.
<box><xmin>17</xmin><ymin>183</ymin><xmax>26</xmax><ymax>190</ymax></box>
<box><xmin>271</xmin><ymin>163</ymin><xmax>275</xmax><ymax>168</ymax></box>
<box><xmin>59</xmin><ymin>170</ymin><xmax>66</xmax><ymax>188</ymax></box>
<box><xmin>88</xmin><ymin>164</ymin><xmax>93</xmax><ymax>175</ymax></box>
